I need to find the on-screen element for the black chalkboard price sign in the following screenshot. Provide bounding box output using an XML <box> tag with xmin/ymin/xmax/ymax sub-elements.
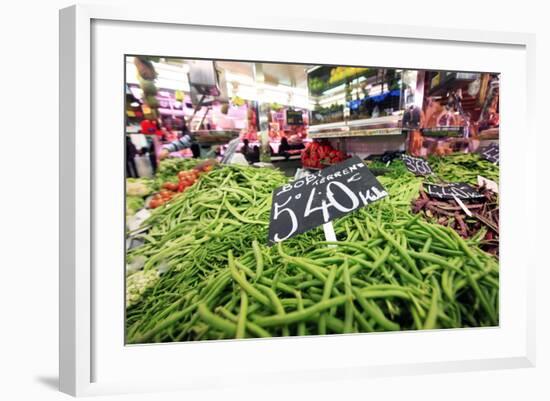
<box><xmin>479</xmin><ymin>143</ymin><xmax>499</xmax><ymax>164</ymax></box>
<box><xmin>401</xmin><ymin>154</ymin><xmax>433</xmax><ymax>176</ymax></box>
<box><xmin>268</xmin><ymin>156</ymin><xmax>388</xmax><ymax>244</ymax></box>
<box><xmin>424</xmin><ymin>182</ymin><xmax>485</xmax><ymax>200</ymax></box>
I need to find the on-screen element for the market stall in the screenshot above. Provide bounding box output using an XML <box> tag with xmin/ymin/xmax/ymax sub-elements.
<box><xmin>124</xmin><ymin>56</ymin><xmax>500</xmax><ymax>343</ymax></box>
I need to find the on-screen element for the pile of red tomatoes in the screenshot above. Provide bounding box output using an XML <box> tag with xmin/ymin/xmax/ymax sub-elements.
<box><xmin>148</xmin><ymin>163</ymin><xmax>214</xmax><ymax>209</ymax></box>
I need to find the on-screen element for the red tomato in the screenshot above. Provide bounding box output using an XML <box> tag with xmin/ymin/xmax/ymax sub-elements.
<box><xmin>162</xmin><ymin>182</ymin><xmax>178</xmax><ymax>191</ymax></box>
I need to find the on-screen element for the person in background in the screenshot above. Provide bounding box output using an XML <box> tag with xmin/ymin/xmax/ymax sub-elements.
<box><xmin>190</xmin><ymin>142</ymin><xmax>201</xmax><ymax>158</ymax></box>
<box><xmin>139</xmin><ymin>118</ymin><xmax>160</xmax><ymax>172</ymax></box>
<box><xmin>139</xmin><ymin>118</ymin><xmax>158</xmax><ymax>135</ymax></box>
<box><xmin>126</xmin><ymin>136</ymin><xmax>138</xmax><ymax>178</ymax></box>
<box><xmin>139</xmin><ymin>145</ymin><xmax>158</xmax><ymax>175</ymax></box>
<box><xmin>158</xmin><ymin>117</ymin><xmax>202</xmax><ymax>160</ymax></box>
<box><xmin>146</xmin><ymin>139</ymin><xmax>158</xmax><ymax>173</ymax></box>
<box><xmin>241</xmin><ymin>139</ymin><xmax>251</xmax><ymax>158</ymax></box>
<box><xmin>204</xmin><ymin>145</ymin><xmax>222</xmax><ymax>159</ymax></box>
<box><xmin>158</xmin><ymin>131</ymin><xmax>194</xmax><ymax>160</ymax></box>
<box><xmin>161</xmin><ymin>125</ymin><xmax>177</xmax><ymax>142</ymax></box>
<box><xmin>249</xmin><ymin>146</ymin><xmax>260</xmax><ymax>164</ymax></box>
<box><xmin>278</xmin><ymin>136</ymin><xmax>291</xmax><ymax>157</ymax></box>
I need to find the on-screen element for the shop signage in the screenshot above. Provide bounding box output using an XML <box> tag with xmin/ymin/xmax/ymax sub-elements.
<box><xmin>268</xmin><ymin>156</ymin><xmax>388</xmax><ymax>244</ymax></box>
<box><xmin>424</xmin><ymin>182</ymin><xmax>485</xmax><ymax>200</ymax></box>
<box><xmin>422</xmin><ymin>126</ymin><xmax>463</xmax><ymax>137</ymax></box>
<box><xmin>402</xmin><ymin>154</ymin><xmax>433</xmax><ymax>176</ymax></box>
<box><xmin>286</xmin><ymin>109</ymin><xmax>303</xmax><ymax>125</ymax></box>
<box><xmin>479</xmin><ymin>143</ymin><xmax>499</xmax><ymax>164</ymax></box>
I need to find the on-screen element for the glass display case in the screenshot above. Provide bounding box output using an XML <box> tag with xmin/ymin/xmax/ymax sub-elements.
<box><xmin>307</xmin><ymin>66</ymin><xmax>409</xmax><ymax>139</ymax></box>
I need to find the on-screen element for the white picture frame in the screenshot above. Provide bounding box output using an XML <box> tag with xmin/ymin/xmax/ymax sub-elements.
<box><xmin>59</xmin><ymin>3</ymin><xmax>536</xmax><ymax>397</ymax></box>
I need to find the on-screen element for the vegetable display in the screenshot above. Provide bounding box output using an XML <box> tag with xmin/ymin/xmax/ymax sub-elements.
<box><xmin>370</xmin><ymin>155</ymin><xmax>500</xmax><ymax>255</ymax></box>
<box><xmin>412</xmin><ymin>188</ymin><xmax>499</xmax><ymax>256</ymax></box>
<box><xmin>126</xmin><ymin>161</ymin><xmax>499</xmax><ymax>343</ymax></box>
<box><xmin>126</xmin><ymin>178</ymin><xmax>154</xmax><ymax>197</ymax></box>
<box><xmin>152</xmin><ymin>158</ymin><xmax>202</xmax><ymax>190</ymax></box>
<box><xmin>126</xmin><ymin>196</ymin><xmax>145</xmax><ymax>217</ymax></box>
<box><xmin>126</xmin><ymin>178</ymin><xmax>154</xmax><ymax>217</ymax></box>
<box><xmin>301</xmin><ymin>141</ymin><xmax>349</xmax><ymax>169</ymax></box>
<box><xmin>428</xmin><ymin>153</ymin><xmax>499</xmax><ymax>185</ymax></box>
<box><xmin>146</xmin><ymin>159</ymin><xmax>215</xmax><ymax>209</ymax></box>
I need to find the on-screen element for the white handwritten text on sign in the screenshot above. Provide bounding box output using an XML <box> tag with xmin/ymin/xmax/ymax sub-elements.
<box><xmin>268</xmin><ymin>156</ymin><xmax>388</xmax><ymax>244</ymax></box>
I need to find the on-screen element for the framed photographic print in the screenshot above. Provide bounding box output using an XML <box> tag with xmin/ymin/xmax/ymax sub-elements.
<box><xmin>59</xmin><ymin>4</ymin><xmax>536</xmax><ymax>396</ymax></box>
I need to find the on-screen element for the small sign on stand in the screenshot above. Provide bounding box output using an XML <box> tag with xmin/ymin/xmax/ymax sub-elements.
<box><xmin>401</xmin><ymin>154</ymin><xmax>433</xmax><ymax>176</ymax></box>
<box><xmin>479</xmin><ymin>143</ymin><xmax>499</xmax><ymax>164</ymax></box>
<box><xmin>424</xmin><ymin>182</ymin><xmax>485</xmax><ymax>200</ymax></box>
<box><xmin>268</xmin><ymin>156</ymin><xmax>388</xmax><ymax>244</ymax></box>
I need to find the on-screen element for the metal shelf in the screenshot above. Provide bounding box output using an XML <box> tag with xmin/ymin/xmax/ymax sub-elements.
<box><xmin>310</xmin><ymin>127</ymin><xmax>403</xmax><ymax>139</ymax></box>
<box><xmin>347</xmin><ymin>115</ymin><xmax>401</xmax><ymax>128</ymax></box>
<box><xmin>422</xmin><ymin>126</ymin><xmax>464</xmax><ymax>138</ymax></box>
<box><xmin>309</xmin><ymin>115</ymin><xmax>401</xmax><ymax>133</ymax></box>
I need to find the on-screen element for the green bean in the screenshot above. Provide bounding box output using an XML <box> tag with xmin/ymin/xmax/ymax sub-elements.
<box><xmin>464</xmin><ymin>264</ymin><xmax>497</xmax><ymax>324</ymax></box>
<box><xmin>198</xmin><ymin>303</ymin><xmax>236</xmax><ymax>337</ymax></box>
<box><xmin>423</xmin><ymin>285</ymin><xmax>439</xmax><ymax>330</ymax></box>
<box><xmin>441</xmin><ymin>269</ymin><xmax>454</xmax><ymax>301</ymax></box>
<box><xmin>448</xmin><ymin>228</ymin><xmax>485</xmax><ymax>270</ymax></box>
<box><xmin>319</xmin><ymin>266</ymin><xmax>337</xmax><ymax>335</ymax></box>
<box><xmin>252</xmin><ymin>240</ymin><xmax>264</xmax><ymax>282</ymax></box>
<box><xmin>410</xmin><ymin>305</ymin><xmax>422</xmax><ymax>330</ymax></box>
<box><xmin>342</xmin><ymin>260</ymin><xmax>354</xmax><ymax>333</ymax></box>
<box><xmin>353</xmin><ymin>289</ymin><xmax>400</xmax><ymax>331</ymax></box>
<box><xmin>344</xmin><ymin>254</ymin><xmax>375</xmax><ymax>276</ymax></box>
<box><xmin>253</xmin><ymin>295</ymin><xmax>350</xmax><ymax>327</ymax></box>
<box><xmin>353</xmin><ymin>308</ymin><xmax>374</xmax><ymax>332</ymax></box>
<box><xmin>225</xmin><ymin>199</ymin><xmax>266</xmax><ymax>225</ymax></box>
<box><xmin>216</xmin><ymin>307</ymin><xmax>271</xmax><ymax>338</ymax></box>
<box><xmin>281</xmin><ymin>298</ymin><xmax>315</xmax><ymax>308</ymax></box>
<box><xmin>409</xmin><ymin>250</ymin><xmax>461</xmax><ymax>271</ymax></box>
<box><xmin>236</xmin><ymin>277</ymin><xmax>248</xmax><ymax>339</ymax></box>
<box><xmin>360</xmin><ymin>289</ymin><xmax>411</xmax><ymax>300</ymax></box>
<box><xmin>277</xmin><ymin>242</ymin><xmax>328</xmax><ymax>281</ymax></box>
<box><xmin>228</xmin><ymin>251</ymin><xmax>270</xmax><ymax>307</ymax></box>
<box><xmin>378</xmin><ymin>226</ymin><xmax>422</xmax><ymax>279</ymax></box>
<box><xmin>258</xmin><ymin>284</ymin><xmax>289</xmax><ymax>336</ymax></box>
<box><xmin>366</xmin><ymin>245</ymin><xmax>391</xmax><ymax>277</ymax></box>
<box><xmin>416</xmin><ymin>221</ymin><xmax>458</xmax><ymax>251</ymax></box>
<box><xmin>295</xmin><ymin>292</ymin><xmax>306</xmax><ymax>336</ymax></box>
<box><xmin>389</xmin><ymin>260</ymin><xmax>424</xmax><ymax>286</ymax></box>
<box><xmin>297</xmin><ymin>279</ymin><xmax>324</xmax><ymax>290</ymax></box>
<box><xmin>353</xmin><ymin>217</ymin><xmax>369</xmax><ymax>241</ymax></box>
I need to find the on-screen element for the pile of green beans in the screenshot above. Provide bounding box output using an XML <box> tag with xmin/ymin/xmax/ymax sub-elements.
<box><xmin>126</xmin><ymin>163</ymin><xmax>498</xmax><ymax>343</ymax></box>
<box><xmin>428</xmin><ymin>153</ymin><xmax>499</xmax><ymax>185</ymax></box>
<box><xmin>126</xmin><ymin>164</ymin><xmax>287</xmax><ymax>338</ymax></box>
<box><xmin>127</xmin><ymin>164</ymin><xmax>287</xmax><ymax>277</ymax></box>
<box><xmin>369</xmin><ymin>153</ymin><xmax>499</xmax><ymax>185</ymax></box>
